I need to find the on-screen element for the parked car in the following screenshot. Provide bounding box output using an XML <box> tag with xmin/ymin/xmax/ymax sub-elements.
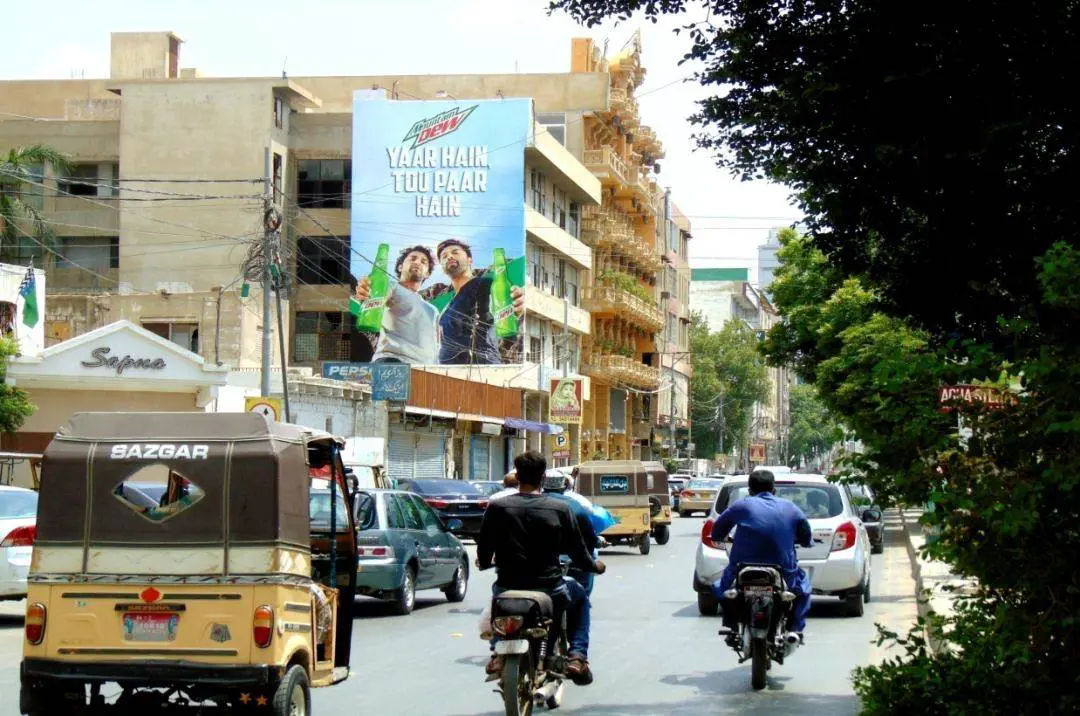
<box><xmin>469</xmin><ymin>480</ymin><xmax>504</xmax><ymax>497</ymax></box>
<box><xmin>846</xmin><ymin>483</ymin><xmax>884</xmax><ymax>553</ymax></box>
<box><xmin>678</xmin><ymin>477</ymin><xmax>725</xmax><ymax>516</ymax></box>
<box><xmin>340</xmin><ymin>488</ymin><xmax>469</xmax><ymax>615</ymax></box>
<box><xmin>693</xmin><ymin>474</ymin><xmax>879</xmax><ymax>617</ymax></box>
<box><xmin>0</xmin><ymin>485</ymin><xmax>37</xmax><ymax>601</ymax></box>
<box><xmin>398</xmin><ymin>478</ymin><xmax>489</xmax><ymax>537</ymax></box>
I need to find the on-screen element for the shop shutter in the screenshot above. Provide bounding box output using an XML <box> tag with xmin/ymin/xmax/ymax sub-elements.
<box><xmin>469</xmin><ymin>436</ymin><xmax>491</xmax><ymax>480</ymax></box>
<box><xmin>387</xmin><ymin>426</ymin><xmax>416</xmax><ymax>482</ymax></box>
<box><xmin>414</xmin><ymin>432</ymin><xmax>447</xmax><ymax>481</ymax></box>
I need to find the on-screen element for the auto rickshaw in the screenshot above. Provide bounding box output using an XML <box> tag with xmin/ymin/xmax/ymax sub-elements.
<box><xmin>574</xmin><ymin>460</ymin><xmax>653</xmax><ymax>554</ymax></box>
<box><xmin>641</xmin><ymin>461</ymin><xmax>672</xmax><ymax>545</ymax></box>
<box><xmin>20</xmin><ymin>412</ymin><xmax>358</xmax><ymax>715</ymax></box>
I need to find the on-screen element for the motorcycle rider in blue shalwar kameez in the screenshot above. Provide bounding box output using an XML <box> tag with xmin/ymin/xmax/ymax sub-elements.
<box><xmin>710</xmin><ymin>469</ymin><xmax>814</xmax><ymax>645</ymax></box>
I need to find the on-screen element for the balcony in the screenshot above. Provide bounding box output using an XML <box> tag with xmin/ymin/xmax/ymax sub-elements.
<box><xmin>582</xmin><ymin>285</ymin><xmax>664</xmax><ymax>333</ymax></box>
<box><xmin>609</xmin><ymin>87</ymin><xmax>628</xmax><ymax>113</ymax></box>
<box><xmin>593</xmin><ymin>354</ymin><xmax>660</xmax><ymax>391</ymax></box>
<box><xmin>583</xmin><ymin>146</ymin><xmax>629</xmax><ymax>187</ymax></box>
<box><xmin>46</xmin><ymin>267</ymin><xmax>118</xmax><ymax>294</ymax></box>
<box><xmin>633</xmin><ymin>126</ymin><xmax>665</xmax><ymax>160</ymax></box>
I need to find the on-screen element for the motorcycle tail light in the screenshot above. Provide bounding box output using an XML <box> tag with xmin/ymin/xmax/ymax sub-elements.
<box><xmin>831</xmin><ymin>521</ymin><xmax>858</xmax><ymax>552</ymax></box>
<box><xmin>25</xmin><ymin>602</ymin><xmax>46</xmax><ymax>645</ymax></box>
<box><xmin>252</xmin><ymin>605</ymin><xmax>274</xmax><ymax>648</ymax></box>
<box><xmin>492</xmin><ymin>616</ymin><xmax>524</xmax><ymax>636</ymax></box>
<box><xmin>701</xmin><ymin>518</ymin><xmax>719</xmax><ymax>549</ymax></box>
<box><xmin>780</xmin><ymin>591</ymin><xmax>796</xmax><ymax>602</ymax></box>
<box><xmin>723</xmin><ymin>589</ymin><xmax>738</xmax><ymax>600</ymax></box>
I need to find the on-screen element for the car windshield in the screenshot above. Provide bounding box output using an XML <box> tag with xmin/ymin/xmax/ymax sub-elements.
<box><xmin>309</xmin><ymin>488</ymin><xmax>351</xmax><ymax>533</ymax></box>
<box><xmin>716</xmin><ymin>482</ymin><xmax>844</xmax><ymax>518</ymax></box>
<box><xmin>0</xmin><ymin>490</ymin><xmax>38</xmax><ymax>519</ymax></box>
<box><xmin>354</xmin><ymin>492</ymin><xmax>378</xmax><ymax>531</ymax></box>
<box><xmin>407</xmin><ymin>480</ymin><xmax>483</xmax><ymax>495</ymax></box>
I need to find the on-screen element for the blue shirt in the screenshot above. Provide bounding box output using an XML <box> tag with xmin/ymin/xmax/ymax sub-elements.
<box><xmin>711</xmin><ymin>493</ymin><xmax>813</xmax><ymax>573</ymax></box>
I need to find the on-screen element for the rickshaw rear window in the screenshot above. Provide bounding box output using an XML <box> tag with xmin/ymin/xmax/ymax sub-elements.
<box><xmin>599</xmin><ymin>475</ymin><xmax>629</xmax><ymax>493</ymax></box>
<box><xmin>0</xmin><ymin>490</ymin><xmax>37</xmax><ymax>519</ymax></box>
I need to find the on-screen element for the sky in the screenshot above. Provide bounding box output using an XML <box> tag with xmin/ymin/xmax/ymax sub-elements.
<box><xmin>0</xmin><ymin>0</ymin><xmax>803</xmax><ymax>283</ymax></box>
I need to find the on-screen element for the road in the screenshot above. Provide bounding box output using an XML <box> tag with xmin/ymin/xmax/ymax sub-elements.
<box><xmin>0</xmin><ymin>513</ymin><xmax>916</xmax><ymax>715</ymax></box>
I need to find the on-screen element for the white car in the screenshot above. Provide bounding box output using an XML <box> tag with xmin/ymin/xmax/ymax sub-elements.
<box><xmin>0</xmin><ymin>485</ymin><xmax>38</xmax><ymax>601</ymax></box>
<box><xmin>692</xmin><ymin>474</ymin><xmax>874</xmax><ymax>617</ymax></box>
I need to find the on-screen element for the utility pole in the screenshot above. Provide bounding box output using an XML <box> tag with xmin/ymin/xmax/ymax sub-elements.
<box><xmin>668</xmin><ymin>352</ymin><xmax>676</xmax><ymax>461</ymax></box>
<box><xmin>260</xmin><ymin>147</ymin><xmax>273</xmax><ymax>398</ymax></box>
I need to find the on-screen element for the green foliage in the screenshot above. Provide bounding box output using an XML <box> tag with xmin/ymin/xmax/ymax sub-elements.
<box><xmin>0</xmin><ymin>145</ymin><xmax>71</xmax><ymax>262</ymax></box>
<box><xmin>0</xmin><ymin>337</ymin><xmax>34</xmax><ymax>434</ymax></box>
<box><xmin>547</xmin><ymin>1</ymin><xmax>1080</xmax><ymax>711</ymax></box>
<box><xmin>787</xmin><ymin>383</ymin><xmax>842</xmax><ymax>468</ymax></box>
<box><xmin>597</xmin><ymin>269</ymin><xmax>655</xmax><ymax>304</ymax></box>
<box><xmin>689</xmin><ymin>313</ymin><xmax>769</xmax><ymax>459</ymax></box>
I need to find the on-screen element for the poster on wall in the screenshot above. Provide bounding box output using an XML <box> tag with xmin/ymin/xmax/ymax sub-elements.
<box><xmin>549</xmin><ymin>377</ymin><xmax>583</xmax><ymax>424</ymax></box>
<box><xmin>0</xmin><ymin>263</ymin><xmax>45</xmax><ymax>358</ymax></box>
<box><xmin>349</xmin><ymin>95</ymin><xmax>531</xmax><ymax>367</ymax></box>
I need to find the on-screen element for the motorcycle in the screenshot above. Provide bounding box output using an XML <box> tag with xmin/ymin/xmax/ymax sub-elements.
<box><xmin>717</xmin><ymin>563</ymin><xmax>801</xmax><ymax>690</ymax></box>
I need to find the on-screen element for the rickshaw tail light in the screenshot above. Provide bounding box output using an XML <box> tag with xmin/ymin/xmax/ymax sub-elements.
<box><xmin>1</xmin><ymin>525</ymin><xmax>36</xmax><ymax>548</ymax></box>
<box><xmin>701</xmin><ymin>518</ymin><xmax>719</xmax><ymax>549</ymax></box>
<box><xmin>252</xmin><ymin>605</ymin><xmax>274</xmax><ymax>648</ymax></box>
<box><xmin>25</xmin><ymin>602</ymin><xmax>46</xmax><ymax>645</ymax></box>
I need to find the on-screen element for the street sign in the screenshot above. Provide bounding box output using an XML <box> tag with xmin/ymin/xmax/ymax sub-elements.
<box><xmin>245</xmin><ymin>396</ymin><xmax>282</xmax><ymax>422</ymax></box>
<box><xmin>551</xmin><ymin>432</ymin><xmax>570</xmax><ymax>458</ymax></box>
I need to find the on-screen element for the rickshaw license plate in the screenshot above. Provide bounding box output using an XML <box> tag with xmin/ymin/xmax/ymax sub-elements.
<box><xmin>123</xmin><ymin>612</ymin><xmax>179</xmax><ymax>642</ymax></box>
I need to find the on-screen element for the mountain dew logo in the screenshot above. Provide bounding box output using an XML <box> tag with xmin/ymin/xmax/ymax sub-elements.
<box><xmin>402</xmin><ymin>105</ymin><xmax>478</xmax><ymax>149</ymax></box>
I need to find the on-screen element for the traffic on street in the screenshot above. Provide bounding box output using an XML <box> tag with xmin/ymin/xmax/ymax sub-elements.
<box><xmin>0</xmin><ymin>508</ymin><xmax>916</xmax><ymax>715</ymax></box>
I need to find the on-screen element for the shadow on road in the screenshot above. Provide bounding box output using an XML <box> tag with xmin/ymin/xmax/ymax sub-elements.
<box><xmin>351</xmin><ymin>597</ymin><xmax>447</xmax><ymax>619</ymax></box>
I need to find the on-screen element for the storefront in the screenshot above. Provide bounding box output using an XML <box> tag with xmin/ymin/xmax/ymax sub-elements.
<box><xmin>4</xmin><ymin>320</ymin><xmax>228</xmax><ymax>485</ymax></box>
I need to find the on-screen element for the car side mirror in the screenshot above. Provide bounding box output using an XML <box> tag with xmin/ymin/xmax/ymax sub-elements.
<box><xmin>445</xmin><ymin>518</ymin><xmax>464</xmax><ymax>532</ymax></box>
<box><xmin>861</xmin><ymin>508</ymin><xmax>883</xmax><ymax>523</ymax></box>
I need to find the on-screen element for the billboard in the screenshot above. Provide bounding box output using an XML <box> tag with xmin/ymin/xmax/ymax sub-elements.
<box><xmin>321</xmin><ymin>361</ymin><xmax>411</xmax><ymax>401</ymax></box>
<box><xmin>549</xmin><ymin>377</ymin><xmax>583</xmax><ymax>424</ymax></box>
<box><xmin>350</xmin><ymin>96</ymin><xmax>531</xmax><ymax>366</ymax></box>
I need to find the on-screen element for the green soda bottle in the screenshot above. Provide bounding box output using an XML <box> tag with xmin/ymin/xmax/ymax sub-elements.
<box><xmin>355</xmin><ymin>243</ymin><xmax>391</xmax><ymax>333</ymax></box>
<box><xmin>489</xmin><ymin>248</ymin><xmax>519</xmax><ymax>339</ymax></box>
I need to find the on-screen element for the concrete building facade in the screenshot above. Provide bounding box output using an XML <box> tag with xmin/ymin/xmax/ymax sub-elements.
<box><xmin>0</xmin><ymin>30</ymin><xmax>690</xmax><ymax>472</ymax></box>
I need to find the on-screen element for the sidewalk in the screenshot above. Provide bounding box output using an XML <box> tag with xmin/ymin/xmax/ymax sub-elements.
<box><xmin>898</xmin><ymin>509</ymin><xmax>976</xmax><ymax>654</ymax></box>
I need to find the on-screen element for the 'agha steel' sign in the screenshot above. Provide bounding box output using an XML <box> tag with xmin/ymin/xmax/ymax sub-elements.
<box><xmin>937</xmin><ymin>384</ymin><xmax>1016</xmax><ymax>412</ymax></box>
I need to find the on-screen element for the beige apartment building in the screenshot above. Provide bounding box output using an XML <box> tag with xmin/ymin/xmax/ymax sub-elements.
<box><xmin>0</xmin><ymin>30</ymin><xmax>692</xmax><ymax>468</ymax></box>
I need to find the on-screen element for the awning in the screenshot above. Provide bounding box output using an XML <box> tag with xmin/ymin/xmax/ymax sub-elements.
<box><xmin>399</xmin><ymin>406</ymin><xmax>505</xmax><ymax>426</ymax></box>
<box><xmin>505</xmin><ymin>418</ymin><xmax>565</xmax><ymax>435</ymax></box>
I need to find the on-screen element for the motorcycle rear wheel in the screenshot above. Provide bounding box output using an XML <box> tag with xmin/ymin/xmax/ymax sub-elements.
<box><xmin>501</xmin><ymin>652</ymin><xmax>534</xmax><ymax>716</ymax></box>
<box><xmin>750</xmin><ymin>638</ymin><xmax>768</xmax><ymax>690</ymax></box>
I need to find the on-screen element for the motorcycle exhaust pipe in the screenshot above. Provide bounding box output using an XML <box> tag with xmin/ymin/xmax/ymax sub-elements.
<box><xmin>533</xmin><ymin>680</ymin><xmax>559</xmax><ymax>705</ymax></box>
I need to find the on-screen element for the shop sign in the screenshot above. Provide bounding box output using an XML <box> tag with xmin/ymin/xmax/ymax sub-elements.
<box><xmin>322</xmin><ymin>361</ymin><xmax>410</xmax><ymax>402</ymax></box>
<box><xmin>80</xmin><ymin>346</ymin><xmax>167</xmax><ymax>376</ymax></box>
<box><xmin>749</xmin><ymin>442</ymin><xmax>767</xmax><ymax>463</ymax></box>
<box><xmin>549</xmin><ymin>377</ymin><xmax>583</xmax><ymax>424</ymax></box>
<box><xmin>937</xmin><ymin>384</ymin><xmax>1016</xmax><ymax>412</ymax></box>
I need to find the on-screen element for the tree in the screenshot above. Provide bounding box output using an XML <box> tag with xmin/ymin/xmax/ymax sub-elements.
<box><xmin>689</xmin><ymin>313</ymin><xmax>769</xmax><ymax>461</ymax></box>
<box><xmin>1</xmin><ymin>145</ymin><xmax>70</xmax><ymax>265</ymax></box>
<box><xmin>549</xmin><ymin>2</ymin><xmax>1080</xmax><ymax>712</ymax></box>
<box><xmin>0</xmin><ymin>336</ymin><xmax>34</xmax><ymax>434</ymax></box>
<box><xmin>786</xmin><ymin>383</ymin><xmax>841</xmax><ymax>469</ymax></box>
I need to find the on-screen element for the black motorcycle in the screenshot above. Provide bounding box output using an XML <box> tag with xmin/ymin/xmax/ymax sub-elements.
<box><xmin>718</xmin><ymin>563</ymin><xmax>801</xmax><ymax>690</ymax></box>
<box><xmin>489</xmin><ymin>588</ymin><xmax>569</xmax><ymax>715</ymax></box>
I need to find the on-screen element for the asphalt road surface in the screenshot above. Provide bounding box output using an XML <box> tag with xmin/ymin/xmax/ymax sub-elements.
<box><xmin>0</xmin><ymin>513</ymin><xmax>917</xmax><ymax>715</ymax></box>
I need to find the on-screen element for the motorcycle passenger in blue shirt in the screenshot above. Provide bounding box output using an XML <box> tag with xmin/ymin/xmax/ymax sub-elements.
<box><xmin>542</xmin><ymin>474</ymin><xmax>600</xmax><ymax>595</ymax></box>
<box><xmin>710</xmin><ymin>469</ymin><xmax>814</xmax><ymax>644</ymax></box>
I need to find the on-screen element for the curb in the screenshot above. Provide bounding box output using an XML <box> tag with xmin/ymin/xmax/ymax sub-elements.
<box><xmin>897</xmin><ymin>508</ymin><xmax>943</xmax><ymax>655</ymax></box>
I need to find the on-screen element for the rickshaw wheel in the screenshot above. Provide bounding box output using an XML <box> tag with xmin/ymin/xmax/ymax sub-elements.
<box><xmin>653</xmin><ymin>524</ymin><xmax>671</xmax><ymax>545</ymax></box>
<box><xmin>638</xmin><ymin>534</ymin><xmax>651</xmax><ymax>555</ymax></box>
<box><xmin>272</xmin><ymin>665</ymin><xmax>310</xmax><ymax>716</ymax></box>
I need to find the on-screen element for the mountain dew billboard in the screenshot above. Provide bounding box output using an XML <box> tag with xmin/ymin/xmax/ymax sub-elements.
<box><xmin>350</xmin><ymin>95</ymin><xmax>530</xmax><ymax>366</ymax></box>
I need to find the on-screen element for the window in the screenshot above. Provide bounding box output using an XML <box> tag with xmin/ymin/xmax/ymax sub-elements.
<box><xmin>530</xmin><ymin>169</ymin><xmax>546</xmax><ymax>216</ymax></box>
<box><xmin>58</xmin><ymin>236</ymin><xmax>119</xmax><ymax>270</ymax></box>
<box><xmin>385</xmin><ymin>494</ymin><xmax>407</xmax><ymax>529</ymax></box>
<box><xmin>0</xmin><ymin>237</ymin><xmax>44</xmax><ymax>266</ymax></box>
<box><xmin>295</xmin><ymin>236</ymin><xmax>351</xmax><ymax>284</ymax></box>
<box><xmin>293</xmin><ymin>311</ymin><xmax>350</xmax><ymax>362</ymax></box>
<box><xmin>395</xmin><ymin>494</ymin><xmax>425</xmax><ymax>530</ymax></box>
<box><xmin>527</xmin><ymin>243</ymin><xmax>542</xmax><ymax>287</ymax></box>
<box><xmin>274</xmin><ymin>96</ymin><xmax>285</xmax><ymax>130</ymax></box>
<box><xmin>57</xmin><ymin>163</ymin><xmax>99</xmax><ymax>197</ymax></box>
<box><xmin>527</xmin><ymin>319</ymin><xmax>542</xmax><ymax>363</ymax></box>
<box><xmin>536</xmin><ymin>112</ymin><xmax>566</xmax><ymax>146</ymax></box>
<box><xmin>142</xmin><ymin>321</ymin><xmax>199</xmax><ymax>354</ymax></box>
<box><xmin>564</xmin><ymin>264</ymin><xmax>579</xmax><ymax>306</ymax></box>
<box><xmin>309</xmin><ymin>486</ymin><xmax>351</xmax><ymax>533</ymax></box>
<box><xmin>272</xmin><ymin>152</ymin><xmax>283</xmax><ymax>203</ymax></box>
<box><xmin>412</xmin><ymin>495</ymin><xmax>445</xmax><ymax>533</ymax></box>
<box><xmin>567</xmin><ymin>202</ymin><xmax>580</xmax><ymax>239</ymax></box>
<box><xmin>553</xmin><ymin>187</ymin><xmax>567</xmax><ymax>229</ymax></box>
<box><xmin>297</xmin><ymin>159</ymin><xmax>351</xmax><ymax>209</ymax></box>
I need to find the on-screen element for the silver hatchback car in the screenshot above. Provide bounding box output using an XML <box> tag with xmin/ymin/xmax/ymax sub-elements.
<box><xmin>692</xmin><ymin>474</ymin><xmax>878</xmax><ymax>618</ymax></box>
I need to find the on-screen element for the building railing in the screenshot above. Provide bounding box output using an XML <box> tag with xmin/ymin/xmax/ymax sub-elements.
<box><xmin>582</xmin><ymin>146</ymin><xmax>629</xmax><ymax>186</ymax></box>
<box><xmin>582</xmin><ymin>285</ymin><xmax>664</xmax><ymax>333</ymax></box>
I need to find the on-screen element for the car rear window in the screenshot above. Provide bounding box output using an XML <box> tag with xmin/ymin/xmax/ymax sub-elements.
<box><xmin>716</xmin><ymin>483</ymin><xmax>845</xmax><ymax>518</ymax></box>
<box><xmin>688</xmin><ymin>479</ymin><xmax>721</xmax><ymax>489</ymax></box>
<box><xmin>0</xmin><ymin>490</ymin><xmax>37</xmax><ymax>519</ymax></box>
<box><xmin>406</xmin><ymin>480</ymin><xmax>482</xmax><ymax>495</ymax></box>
